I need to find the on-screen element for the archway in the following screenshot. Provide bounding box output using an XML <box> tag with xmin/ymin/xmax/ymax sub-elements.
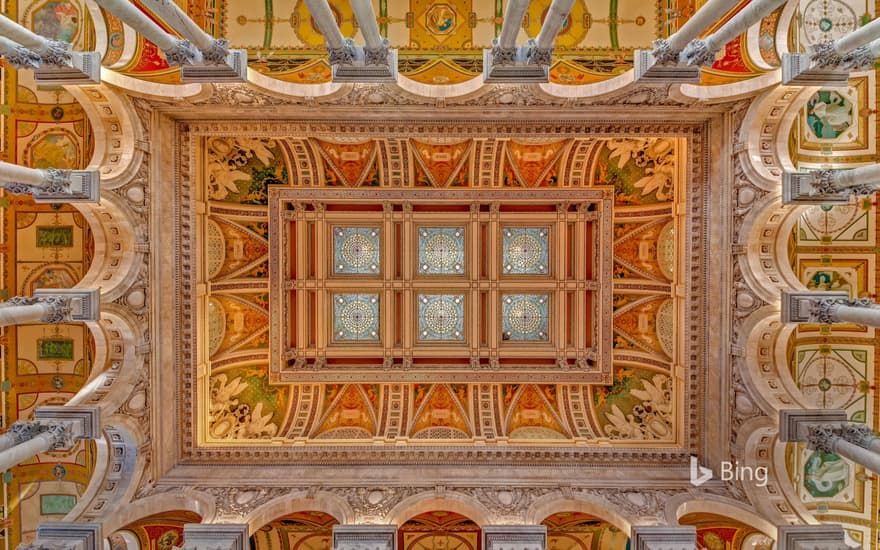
<box><xmin>542</xmin><ymin>512</ymin><xmax>628</xmax><ymax>550</ymax></box>
<box><xmin>251</xmin><ymin>511</ymin><xmax>338</xmax><ymax>550</ymax></box>
<box><xmin>399</xmin><ymin>511</ymin><xmax>481</xmax><ymax>550</ymax></box>
<box><xmin>678</xmin><ymin>513</ymin><xmax>772</xmax><ymax>550</ymax></box>
<box><xmin>115</xmin><ymin>510</ymin><xmax>203</xmax><ymax>550</ymax></box>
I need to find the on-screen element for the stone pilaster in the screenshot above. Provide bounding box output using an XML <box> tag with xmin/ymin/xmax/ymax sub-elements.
<box><xmin>776</xmin><ymin>525</ymin><xmax>849</xmax><ymax>550</ymax></box>
<box><xmin>483</xmin><ymin>526</ymin><xmax>547</xmax><ymax>550</ymax></box>
<box><xmin>179</xmin><ymin>524</ymin><xmax>248</xmax><ymax>550</ymax></box>
<box><xmin>17</xmin><ymin>522</ymin><xmax>102</xmax><ymax>550</ymax></box>
<box><xmin>332</xmin><ymin>525</ymin><xmax>397</xmax><ymax>550</ymax></box>
<box><xmin>630</xmin><ymin>526</ymin><xmax>697</xmax><ymax>550</ymax></box>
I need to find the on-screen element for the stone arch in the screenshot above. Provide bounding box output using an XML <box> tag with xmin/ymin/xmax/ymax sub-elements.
<box><xmin>68</xmin><ymin>417</ymin><xmax>147</xmax><ymax>525</ymax></box>
<box><xmin>664</xmin><ymin>492</ymin><xmax>776</xmax><ymax>537</ymax></box>
<box><xmin>526</xmin><ymin>494</ymin><xmax>632</xmax><ymax>535</ymax></box>
<box><xmin>385</xmin><ymin>491</ymin><xmax>492</xmax><ymax>526</ymax></box>
<box><xmin>245</xmin><ymin>491</ymin><xmax>354</xmax><ymax>533</ymax></box>
<box><xmin>100</xmin><ymin>494</ymin><xmax>215</xmax><ymax>535</ymax></box>
<box><xmin>68</xmin><ymin>304</ymin><xmax>147</xmax><ymax>414</ymax></box>
<box><xmin>679</xmin><ymin>71</ymin><xmax>781</xmax><ymax>103</ymax></box>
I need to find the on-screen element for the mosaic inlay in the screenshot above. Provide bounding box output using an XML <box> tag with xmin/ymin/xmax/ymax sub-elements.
<box><xmin>502</xmin><ymin>294</ymin><xmax>549</xmax><ymax>341</ymax></box>
<box><xmin>418</xmin><ymin>294</ymin><xmax>465</xmax><ymax>342</ymax></box>
<box><xmin>502</xmin><ymin>227</ymin><xmax>550</xmax><ymax>274</ymax></box>
<box><xmin>418</xmin><ymin>227</ymin><xmax>465</xmax><ymax>275</ymax></box>
<box><xmin>334</xmin><ymin>226</ymin><xmax>381</xmax><ymax>274</ymax></box>
<box><xmin>333</xmin><ymin>293</ymin><xmax>380</xmax><ymax>342</ymax></box>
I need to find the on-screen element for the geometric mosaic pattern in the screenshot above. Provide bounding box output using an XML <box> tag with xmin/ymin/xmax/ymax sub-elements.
<box><xmin>502</xmin><ymin>227</ymin><xmax>550</xmax><ymax>275</ymax></box>
<box><xmin>333</xmin><ymin>293</ymin><xmax>380</xmax><ymax>342</ymax></box>
<box><xmin>417</xmin><ymin>294</ymin><xmax>465</xmax><ymax>342</ymax></box>
<box><xmin>417</xmin><ymin>226</ymin><xmax>465</xmax><ymax>275</ymax></box>
<box><xmin>334</xmin><ymin>226</ymin><xmax>381</xmax><ymax>274</ymax></box>
<box><xmin>501</xmin><ymin>294</ymin><xmax>549</xmax><ymax>341</ymax></box>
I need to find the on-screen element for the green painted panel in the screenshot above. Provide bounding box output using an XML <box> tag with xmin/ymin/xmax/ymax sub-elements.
<box><xmin>40</xmin><ymin>494</ymin><xmax>75</xmax><ymax>515</ymax></box>
<box><xmin>36</xmin><ymin>226</ymin><xmax>74</xmax><ymax>248</ymax></box>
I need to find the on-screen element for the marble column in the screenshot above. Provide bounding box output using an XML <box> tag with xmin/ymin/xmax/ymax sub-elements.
<box><xmin>809</xmin><ymin>17</ymin><xmax>880</xmax><ymax>69</ymax></box>
<box><xmin>350</xmin><ymin>0</ymin><xmax>388</xmax><ymax>65</ymax></box>
<box><xmin>178</xmin><ymin>525</ymin><xmax>248</xmax><ymax>550</ymax></box>
<box><xmin>0</xmin><ymin>406</ymin><xmax>100</xmax><ymax>473</ymax></box>
<box><xmin>780</xmin><ymin>409</ymin><xmax>880</xmax><ymax>476</ymax></box>
<box><xmin>630</xmin><ymin>527</ymin><xmax>697</xmax><ymax>550</ymax></box>
<box><xmin>528</xmin><ymin>0</ymin><xmax>576</xmax><ymax>65</ymax></box>
<box><xmin>650</xmin><ymin>0</ymin><xmax>739</xmax><ymax>64</ymax></box>
<box><xmin>781</xmin><ymin>291</ymin><xmax>880</xmax><ymax>327</ymax></box>
<box><xmin>783</xmin><ymin>165</ymin><xmax>880</xmax><ymax>204</ymax></box>
<box><xmin>492</xmin><ymin>0</ymin><xmax>530</xmax><ymax>65</ymax></box>
<box><xmin>332</xmin><ymin>526</ymin><xmax>397</xmax><ymax>550</ymax></box>
<box><xmin>93</xmin><ymin>0</ymin><xmax>199</xmax><ymax>66</ymax></box>
<box><xmin>0</xmin><ymin>289</ymin><xmax>100</xmax><ymax>327</ymax></box>
<box><xmin>681</xmin><ymin>0</ymin><xmax>787</xmax><ymax>66</ymax></box>
<box><xmin>0</xmin><ymin>14</ymin><xmax>99</xmax><ymax>83</ymax></box>
<box><xmin>303</xmin><ymin>0</ymin><xmax>353</xmax><ymax>65</ymax></box>
<box><xmin>841</xmin><ymin>37</ymin><xmax>880</xmax><ymax>70</ymax></box>
<box><xmin>483</xmin><ymin>527</ymin><xmax>546</xmax><ymax>550</ymax></box>
<box><xmin>0</xmin><ymin>161</ymin><xmax>100</xmax><ymax>203</ymax></box>
<box><xmin>776</xmin><ymin>525</ymin><xmax>849</xmax><ymax>550</ymax></box>
<box><xmin>0</xmin><ymin>13</ymin><xmax>69</xmax><ymax>65</ymax></box>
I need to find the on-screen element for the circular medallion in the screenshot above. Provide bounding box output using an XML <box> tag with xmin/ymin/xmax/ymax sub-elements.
<box><xmin>339</xmin><ymin>232</ymin><xmax>377</xmax><ymax>270</ymax></box>
<box><xmin>506</xmin><ymin>233</ymin><xmax>544</xmax><ymax>271</ymax></box>
<box><xmin>423</xmin><ymin>232</ymin><xmax>462</xmax><ymax>271</ymax></box>
<box><xmin>339</xmin><ymin>297</ymin><xmax>378</xmax><ymax>337</ymax></box>
<box><xmin>422</xmin><ymin>296</ymin><xmax>461</xmax><ymax>337</ymax></box>
<box><xmin>507</xmin><ymin>299</ymin><xmax>542</xmax><ymax>333</ymax></box>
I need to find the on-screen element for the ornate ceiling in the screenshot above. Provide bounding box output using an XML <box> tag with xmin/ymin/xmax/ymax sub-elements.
<box><xmin>0</xmin><ymin>0</ymin><xmax>879</xmax><ymax>548</ymax></box>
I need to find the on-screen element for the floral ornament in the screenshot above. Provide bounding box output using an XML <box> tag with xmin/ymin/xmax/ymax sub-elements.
<box><xmin>606</xmin><ymin>138</ymin><xmax>676</xmax><ymax>202</ymax></box>
<box><xmin>209</xmin><ymin>373</ymin><xmax>279</xmax><ymax>439</ymax></box>
<box><xmin>206</xmin><ymin>137</ymin><xmax>277</xmax><ymax>200</ymax></box>
<box><xmin>603</xmin><ymin>374</ymin><xmax>673</xmax><ymax>440</ymax></box>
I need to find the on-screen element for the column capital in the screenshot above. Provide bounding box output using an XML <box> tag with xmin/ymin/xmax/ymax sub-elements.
<box><xmin>4</xmin><ymin>169</ymin><xmax>100</xmax><ymax>203</ymax></box>
<box><xmin>364</xmin><ymin>38</ymin><xmax>390</xmax><ymax>66</ymax></box>
<box><xmin>782</xmin><ymin>171</ymin><xmax>874</xmax><ymax>204</ymax></box>
<box><xmin>201</xmin><ymin>38</ymin><xmax>230</xmax><ymax>64</ymax></box>
<box><xmin>680</xmin><ymin>39</ymin><xmax>719</xmax><ymax>66</ymax></box>
<box><xmin>34</xmin><ymin>288</ymin><xmax>100</xmax><ymax>322</ymax></box>
<box><xmin>650</xmin><ymin>38</ymin><xmax>681</xmax><ymax>65</ymax></box>
<box><xmin>35</xmin><ymin>405</ymin><xmax>102</xmax><ymax>440</ymax></box>
<box><xmin>778</xmin><ymin>409</ymin><xmax>848</xmax><ymax>442</ymax></box>
<box><xmin>179</xmin><ymin>524</ymin><xmax>248</xmax><ymax>550</ymax></box>
<box><xmin>526</xmin><ymin>39</ymin><xmax>553</xmax><ymax>66</ymax></box>
<box><xmin>630</xmin><ymin>526</ymin><xmax>697</xmax><ymax>550</ymax></box>
<box><xmin>3</xmin><ymin>43</ymin><xmax>40</xmax><ymax>69</ymax></box>
<box><xmin>777</xmin><ymin>525</ymin><xmax>849</xmax><ymax>550</ymax></box>
<box><xmin>838</xmin><ymin>422</ymin><xmax>880</xmax><ymax>449</ymax></box>
<box><xmin>332</xmin><ymin>525</ymin><xmax>397</xmax><ymax>550</ymax></box>
<box><xmin>163</xmin><ymin>39</ymin><xmax>200</xmax><ymax>66</ymax></box>
<box><xmin>780</xmin><ymin>291</ymin><xmax>850</xmax><ymax>324</ymax></box>
<box><xmin>483</xmin><ymin>526</ymin><xmax>547</xmax><ymax>550</ymax></box>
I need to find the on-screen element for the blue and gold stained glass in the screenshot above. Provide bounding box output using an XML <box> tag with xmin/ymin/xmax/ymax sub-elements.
<box><xmin>417</xmin><ymin>294</ymin><xmax>465</xmax><ymax>342</ymax></box>
<box><xmin>501</xmin><ymin>294</ymin><xmax>549</xmax><ymax>342</ymax></box>
<box><xmin>417</xmin><ymin>227</ymin><xmax>465</xmax><ymax>275</ymax></box>
<box><xmin>502</xmin><ymin>227</ymin><xmax>549</xmax><ymax>275</ymax></box>
<box><xmin>333</xmin><ymin>293</ymin><xmax>380</xmax><ymax>342</ymax></box>
<box><xmin>333</xmin><ymin>227</ymin><xmax>381</xmax><ymax>275</ymax></box>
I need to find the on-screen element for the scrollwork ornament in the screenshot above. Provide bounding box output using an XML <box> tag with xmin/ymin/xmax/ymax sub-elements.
<box><xmin>39</xmin><ymin>40</ymin><xmax>71</xmax><ymax>66</ymax></box>
<box><xmin>3</xmin><ymin>44</ymin><xmax>41</xmax><ymax>69</ymax></box>
<box><xmin>809</xmin><ymin>41</ymin><xmax>845</xmax><ymax>68</ymax></box>
<box><xmin>328</xmin><ymin>38</ymin><xmax>356</xmax><ymax>66</ymax></box>
<box><xmin>6</xmin><ymin>420</ymin><xmax>43</xmax><ymax>444</ymax></box>
<box><xmin>45</xmin><ymin>422</ymin><xmax>74</xmax><ymax>450</ymax></box>
<box><xmin>839</xmin><ymin>423</ymin><xmax>879</xmax><ymax>449</ymax></box>
<box><xmin>810</xmin><ymin>170</ymin><xmax>877</xmax><ymax>197</ymax></box>
<box><xmin>681</xmin><ymin>39</ymin><xmax>719</xmax><ymax>66</ymax></box>
<box><xmin>2</xmin><ymin>183</ymin><xmax>38</xmax><ymax>195</ymax></box>
<box><xmin>42</xmin><ymin>168</ymin><xmax>73</xmax><ymax>194</ymax></box>
<box><xmin>491</xmin><ymin>38</ymin><xmax>517</xmax><ymax>66</ymax></box>
<box><xmin>163</xmin><ymin>39</ymin><xmax>199</xmax><ymax>66</ymax></box>
<box><xmin>526</xmin><ymin>40</ymin><xmax>553</xmax><ymax>66</ymax></box>
<box><xmin>650</xmin><ymin>38</ymin><xmax>680</xmax><ymax>65</ymax></box>
<box><xmin>806</xmin><ymin>423</ymin><xmax>838</xmax><ymax>454</ymax></box>
<box><xmin>201</xmin><ymin>38</ymin><xmax>230</xmax><ymax>64</ymax></box>
<box><xmin>364</xmin><ymin>39</ymin><xmax>389</xmax><ymax>66</ymax></box>
<box><xmin>807</xmin><ymin>298</ymin><xmax>844</xmax><ymax>324</ymax></box>
<box><xmin>842</xmin><ymin>44</ymin><xmax>877</xmax><ymax>70</ymax></box>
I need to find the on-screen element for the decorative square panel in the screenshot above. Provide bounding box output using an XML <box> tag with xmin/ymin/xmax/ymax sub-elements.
<box><xmin>418</xmin><ymin>227</ymin><xmax>465</xmax><ymax>275</ymax></box>
<box><xmin>418</xmin><ymin>294</ymin><xmax>465</xmax><ymax>342</ymax></box>
<box><xmin>333</xmin><ymin>293</ymin><xmax>380</xmax><ymax>342</ymax></box>
<box><xmin>333</xmin><ymin>226</ymin><xmax>381</xmax><ymax>274</ymax></box>
<box><xmin>501</xmin><ymin>294</ymin><xmax>549</xmax><ymax>342</ymax></box>
<box><xmin>502</xmin><ymin>227</ymin><xmax>550</xmax><ymax>275</ymax></box>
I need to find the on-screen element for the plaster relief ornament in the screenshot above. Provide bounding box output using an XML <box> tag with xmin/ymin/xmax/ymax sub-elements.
<box><xmin>603</xmin><ymin>374</ymin><xmax>673</xmax><ymax>440</ymax></box>
<box><xmin>209</xmin><ymin>373</ymin><xmax>278</xmax><ymax>439</ymax></box>
<box><xmin>606</xmin><ymin>138</ymin><xmax>676</xmax><ymax>201</ymax></box>
<box><xmin>206</xmin><ymin>137</ymin><xmax>277</xmax><ymax>200</ymax></box>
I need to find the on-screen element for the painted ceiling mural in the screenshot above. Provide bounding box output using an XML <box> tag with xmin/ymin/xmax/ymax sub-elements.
<box><xmin>200</xmin><ymin>135</ymin><xmax>680</xmax><ymax>445</ymax></box>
